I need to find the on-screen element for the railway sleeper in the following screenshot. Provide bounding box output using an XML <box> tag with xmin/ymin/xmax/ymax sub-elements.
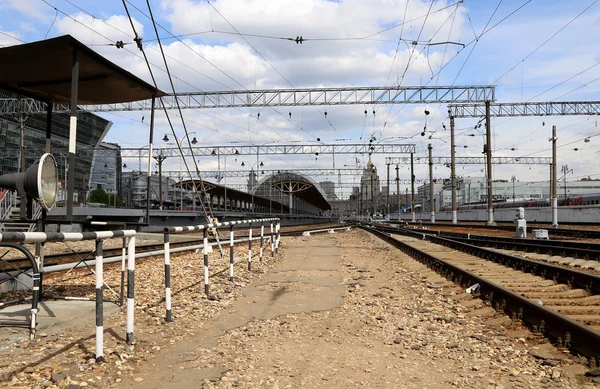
<box><xmin>365</xmin><ymin>227</ymin><xmax>600</xmax><ymax>364</ymax></box>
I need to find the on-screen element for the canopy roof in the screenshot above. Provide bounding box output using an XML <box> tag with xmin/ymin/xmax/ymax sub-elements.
<box><xmin>0</xmin><ymin>35</ymin><xmax>165</xmax><ymax>104</ymax></box>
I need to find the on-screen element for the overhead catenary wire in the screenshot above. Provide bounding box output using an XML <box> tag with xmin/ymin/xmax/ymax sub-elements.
<box><xmin>121</xmin><ymin>0</ymin><xmax>214</xmax><ymax>218</ymax></box>
<box><xmin>44</xmin><ymin>0</ymin><xmax>296</xmax><ymax>150</ymax></box>
<box><xmin>491</xmin><ymin>0</ymin><xmax>598</xmax><ymax>86</ymax></box>
<box><xmin>122</xmin><ymin>0</ymin><xmax>316</xmax><ymax>142</ymax></box>
<box><xmin>63</xmin><ymin>0</ymin><xmax>292</xmax><ymax>145</ymax></box>
<box><xmin>206</xmin><ymin>0</ymin><xmax>338</xmax><ymax>139</ymax></box>
<box><xmin>379</xmin><ymin>0</ymin><xmax>532</xmax><ymax>134</ymax></box>
<box><xmin>143</xmin><ymin>0</ymin><xmax>217</xmax><ymax>218</ymax></box>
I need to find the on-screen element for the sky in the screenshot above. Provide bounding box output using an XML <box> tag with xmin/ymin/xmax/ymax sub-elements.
<box><xmin>1</xmin><ymin>0</ymin><xmax>599</xmax><ymax>199</ymax></box>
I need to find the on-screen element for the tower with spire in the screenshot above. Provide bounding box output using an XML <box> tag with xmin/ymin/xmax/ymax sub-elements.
<box><xmin>361</xmin><ymin>157</ymin><xmax>380</xmax><ymax>202</ymax></box>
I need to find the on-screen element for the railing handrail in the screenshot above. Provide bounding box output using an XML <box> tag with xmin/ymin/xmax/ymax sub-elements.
<box><xmin>160</xmin><ymin>217</ymin><xmax>280</xmax><ymax>234</ymax></box>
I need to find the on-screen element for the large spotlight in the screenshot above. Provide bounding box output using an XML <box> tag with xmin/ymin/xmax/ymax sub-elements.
<box><xmin>0</xmin><ymin>153</ymin><xmax>58</xmax><ymax>212</ymax></box>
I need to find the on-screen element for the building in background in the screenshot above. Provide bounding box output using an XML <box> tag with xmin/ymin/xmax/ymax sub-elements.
<box><xmin>121</xmin><ymin>172</ymin><xmax>192</xmax><ymax>209</ymax></box>
<box><xmin>319</xmin><ymin>180</ymin><xmax>338</xmax><ymax>201</ymax></box>
<box><xmin>360</xmin><ymin>158</ymin><xmax>381</xmax><ymax>202</ymax></box>
<box><xmin>89</xmin><ymin>142</ymin><xmax>122</xmax><ymax>200</ymax></box>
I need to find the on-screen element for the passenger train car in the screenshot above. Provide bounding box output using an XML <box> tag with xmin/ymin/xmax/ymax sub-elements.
<box><xmin>454</xmin><ymin>194</ymin><xmax>600</xmax><ymax>210</ymax></box>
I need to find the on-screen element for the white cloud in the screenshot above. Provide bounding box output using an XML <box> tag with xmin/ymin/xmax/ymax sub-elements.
<box><xmin>0</xmin><ymin>28</ymin><xmax>23</xmax><ymax>46</ymax></box>
<box><xmin>1</xmin><ymin>0</ymin><xmax>50</xmax><ymax>21</ymax></box>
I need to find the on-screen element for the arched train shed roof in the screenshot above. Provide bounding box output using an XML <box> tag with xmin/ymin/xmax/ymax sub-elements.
<box><xmin>255</xmin><ymin>171</ymin><xmax>331</xmax><ymax>211</ymax></box>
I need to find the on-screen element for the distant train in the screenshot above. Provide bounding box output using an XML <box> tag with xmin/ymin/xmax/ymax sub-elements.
<box><xmin>451</xmin><ymin>194</ymin><xmax>600</xmax><ymax>211</ymax></box>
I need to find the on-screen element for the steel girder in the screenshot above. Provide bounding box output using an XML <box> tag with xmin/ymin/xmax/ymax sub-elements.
<box><xmin>385</xmin><ymin>156</ymin><xmax>552</xmax><ymax>165</ymax></box>
<box><xmin>0</xmin><ymin>85</ymin><xmax>495</xmax><ymax>115</ymax></box>
<box><xmin>448</xmin><ymin>101</ymin><xmax>600</xmax><ymax>118</ymax></box>
<box><xmin>121</xmin><ymin>143</ymin><xmax>417</xmax><ymax>158</ymax></box>
<box><xmin>0</xmin><ymin>143</ymin><xmax>416</xmax><ymax>158</ymax></box>
<box><xmin>159</xmin><ymin>168</ymin><xmax>364</xmax><ymax>179</ymax></box>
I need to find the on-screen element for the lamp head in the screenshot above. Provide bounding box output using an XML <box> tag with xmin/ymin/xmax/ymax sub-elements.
<box><xmin>0</xmin><ymin>153</ymin><xmax>58</xmax><ymax>211</ymax></box>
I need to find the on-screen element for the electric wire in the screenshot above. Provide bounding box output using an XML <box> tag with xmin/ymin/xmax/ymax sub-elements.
<box><xmin>144</xmin><ymin>0</ymin><xmax>217</xmax><ymax>217</ymax></box>
<box><xmin>49</xmin><ymin>0</ymin><xmax>293</xmax><ymax>147</ymax></box>
<box><xmin>121</xmin><ymin>0</ymin><xmax>213</xmax><ymax>217</ymax></box>
<box><xmin>491</xmin><ymin>0</ymin><xmax>598</xmax><ymax>86</ymax></box>
<box><xmin>122</xmin><ymin>0</ymin><xmax>313</xmax><ymax>143</ymax></box>
<box><xmin>206</xmin><ymin>0</ymin><xmax>338</xmax><ymax>139</ymax></box>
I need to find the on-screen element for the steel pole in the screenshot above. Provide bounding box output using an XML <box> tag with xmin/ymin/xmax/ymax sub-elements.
<box><xmin>485</xmin><ymin>100</ymin><xmax>495</xmax><ymax>225</ymax></box>
<box><xmin>428</xmin><ymin>144</ymin><xmax>434</xmax><ymax>223</ymax></box>
<box><xmin>384</xmin><ymin>164</ymin><xmax>389</xmax><ymax>219</ymax></box>
<box><xmin>450</xmin><ymin>114</ymin><xmax>457</xmax><ymax>224</ymax></box>
<box><xmin>551</xmin><ymin>125</ymin><xmax>558</xmax><ymax>228</ymax></box>
<box><xmin>66</xmin><ymin>47</ymin><xmax>79</xmax><ymax>222</ymax></box>
<box><xmin>410</xmin><ymin>153</ymin><xmax>415</xmax><ymax>222</ymax></box>
<box><xmin>395</xmin><ymin>165</ymin><xmax>400</xmax><ymax>221</ymax></box>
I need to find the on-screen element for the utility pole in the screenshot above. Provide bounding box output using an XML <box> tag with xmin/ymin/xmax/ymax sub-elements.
<box><xmin>562</xmin><ymin>164</ymin><xmax>571</xmax><ymax>202</ymax></box>
<box><xmin>428</xmin><ymin>143</ymin><xmax>434</xmax><ymax>223</ymax></box>
<box><xmin>410</xmin><ymin>152</ymin><xmax>415</xmax><ymax>222</ymax></box>
<box><xmin>485</xmin><ymin>100</ymin><xmax>495</xmax><ymax>225</ymax></box>
<box><xmin>386</xmin><ymin>163</ymin><xmax>390</xmax><ymax>220</ymax></box>
<box><xmin>154</xmin><ymin>153</ymin><xmax>167</xmax><ymax>210</ymax></box>
<box><xmin>511</xmin><ymin>175</ymin><xmax>516</xmax><ymax>204</ymax></box>
<box><xmin>19</xmin><ymin>99</ymin><xmax>26</xmax><ymax>173</ymax></box>
<box><xmin>395</xmin><ymin>164</ymin><xmax>400</xmax><ymax>221</ymax></box>
<box><xmin>551</xmin><ymin>125</ymin><xmax>558</xmax><ymax>228</ymax></box>
<box><xmin>450</xmin><ymin>113</ymin><xmax>457</xmax><ymax>224</ymax></box>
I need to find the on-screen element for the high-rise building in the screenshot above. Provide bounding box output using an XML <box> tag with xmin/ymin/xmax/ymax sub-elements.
<box><xmin>319</xmin><ymin>180</ymin><xmax>338</xmax><ymax>201</ymax></box>
<box><xmin>89</xmin><ymin>142</ymin><xmax>122</xmax><ymax>199</ymax></box>
<box><xmin>360</xmin><ymin>158</ymin><xmax>381</xmax><ymax>201</ymax></box>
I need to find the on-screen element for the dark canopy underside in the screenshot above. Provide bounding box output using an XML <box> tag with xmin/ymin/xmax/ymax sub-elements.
<box><xmin>0</xmin><ymin>35</ymin><xmax>164</xmax><ymax>104</ymax></box>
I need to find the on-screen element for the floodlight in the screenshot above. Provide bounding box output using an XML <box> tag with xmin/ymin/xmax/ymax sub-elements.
<box><xmin>0</xmin><ymin>153</ymin><xmax>58</xmax><ymax>211</ymax></box>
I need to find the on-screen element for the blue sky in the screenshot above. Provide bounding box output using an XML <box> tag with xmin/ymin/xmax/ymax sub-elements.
<box><xmin>1</xmin><ymin>0</ymin><xmax>599</xmax><ymax>197</ymax></box>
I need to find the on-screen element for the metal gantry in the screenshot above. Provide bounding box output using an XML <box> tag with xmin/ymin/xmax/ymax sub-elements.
<box><xmin>448</xmin><ymin>101</ymin><xmax>600</xmax><ymax>118</ymax></box>
<box><xmin>160</xmin><ymin>168</ymin><xmax>365</xmax><ymax>178</ymax></box>
<box><xmin>385</xmin><ymin>156</ymin><xmax>552</xmax><ymax>165</ymax></box>
<box><xmin>0</xmin><ymin>85</ymin><xmax>496</xmax><ymax>114</ymax></box>
<box><xmin>0</xmin><ymin>143</ymin><xmax>416</xmax><ymax>158</ymax></box>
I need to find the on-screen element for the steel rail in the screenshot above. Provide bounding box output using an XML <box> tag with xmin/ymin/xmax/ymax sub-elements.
<box><xmin>432</xmin><ymin>233</ymin><xmax>600</xmax><ymax>261</ymax></box>
<box><xmin>362</xmin><ymin>225</ymin><xmax>600</xmax><ymax>361</ymax></box>
<box><xmin>389</xmin><ymin>220</ymin><xmax>600</xmax><ymax>239</ymax></box>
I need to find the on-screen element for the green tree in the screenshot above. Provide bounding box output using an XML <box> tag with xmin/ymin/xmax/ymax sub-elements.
<box><xmin>88</xmin><ymin>189</ymin><xmax>122</xmax><ymax>206</ymax></box>
<box><xmin>89</xmin><ymin>189</ymin><xmax>109</xmax><ymax>204</ymax></box>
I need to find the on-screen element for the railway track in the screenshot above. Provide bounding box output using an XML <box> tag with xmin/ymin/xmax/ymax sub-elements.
<box><xmin>363</xmin><ymin>224</ymin><xmax>600</xmax><ymax>362</ymax></box>
<box><xmin>389</xmin><ymin>220</ymin><xmax>600</xmax><ymax>240</ymax></box>
<box><xmin>379</xmin><ymin>225</ymin><xmax>600</xmax><ymax>267</ymax></box>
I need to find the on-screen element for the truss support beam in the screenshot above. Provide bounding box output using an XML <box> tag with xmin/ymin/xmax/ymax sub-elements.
<box><xmin>0</xmin><ymin>85</ymin><xmax>495</xmax><ymax>114</ymax></box>
<box><xmin>122</xmin><ymin>144</ymin><xmax>417</xmax><ymax>158</ymax></box>
<box><xmin>161</xmin><ymin>168</ymin><xmax>365</xmax><ymax>179</ymax></box>
<box><xmin>0</xmin><ymin>143</ymin><xmax>416</xmax><ymax>158</ymax></box>
<box><xmin>385</xmin><ymin>156</ymin><xmax>552</xmax><ymax>165</ymax></box>
<box><xmin>448</xmin><ymin>101</ymin><xmax>600</xmax><ymax>118</ymax></box>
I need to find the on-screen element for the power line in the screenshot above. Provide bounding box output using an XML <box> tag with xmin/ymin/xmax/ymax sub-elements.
<box><xmin>451</xmin><ymin>0</ymin><xmax>502</xmax><ymax>86</ymax></box>
<box><xmin>144</xmin><ymin>0</ymin><xmax>218</xmax><ymax>217</ymax></box>
<box><xmin>380</xmin><ymin>0</ymin><xmax>532</xmax><ymax>130</ymax></box>
<box><xmin>527</xmin><ymin>61</ymin><xmax>600</xmax><ymax>102</ymax></box>
<box><xmin>492</xmin><ymin>0</ymin><xmax>598</xmax><ymax>85</ymax></box>
<box><xmin>205</xmin><ymin>0</ymin><xmax>329</xmax><ymax>140</ymax></box>
<box><xmin>0</xmin><ymin>30</ymin><xmax>26</xmax><ymax>43</ymax></box>
<box><xmin>122</xmin><ymin>0</ymin><xmax>313</xmax><ymax>143</ymax></box>
<box><xmin>49</xmin><ymin>0</ymin><xmax>291</xmax><ymax>146</ymax></box>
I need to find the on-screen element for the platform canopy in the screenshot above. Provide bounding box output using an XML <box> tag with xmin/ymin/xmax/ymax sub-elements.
<box><xmin>0</xmin><ymin>35</ymin><xmax>165</xmax><ymax>104</ymax></box>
